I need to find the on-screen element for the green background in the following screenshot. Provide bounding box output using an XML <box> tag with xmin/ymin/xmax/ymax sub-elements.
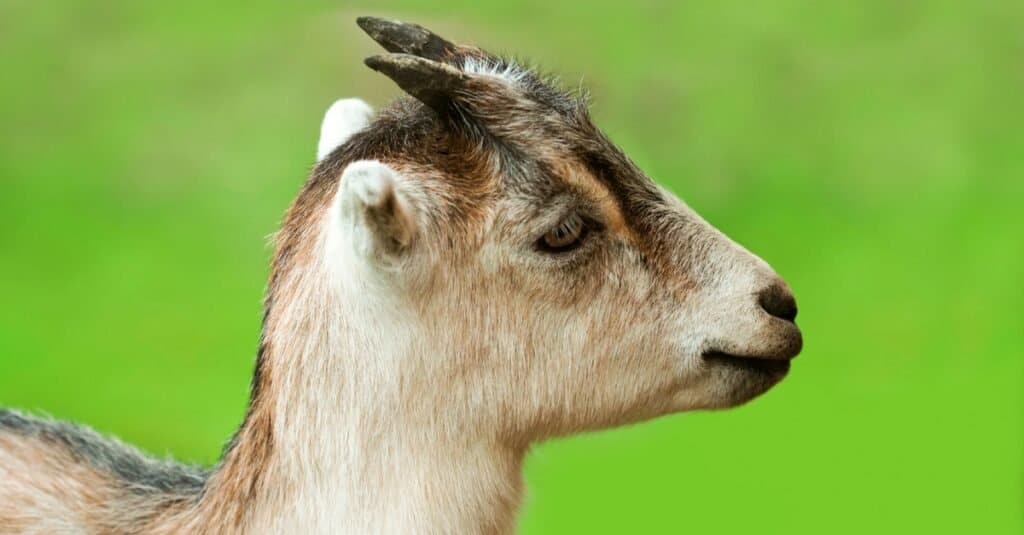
<box><xmin>1</xmin><ymin>1</ymin><xmax>1021</xmax><ymax>532</ymax></box>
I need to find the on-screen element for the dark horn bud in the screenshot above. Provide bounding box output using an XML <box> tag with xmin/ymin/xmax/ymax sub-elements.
<box><xmin>363</xmin><ymin>53</ymin><xmax>469</xmax><ymax>112</ymax></box>
<box><xmin>356</xmin><ymin>16</ymin><xmax>458</xmax><ymax>61</ymax></box>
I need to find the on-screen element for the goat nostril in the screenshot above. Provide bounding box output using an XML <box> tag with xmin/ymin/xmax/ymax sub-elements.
<box><xmin>758</xmin><ymin>283</ymin><xmax>798</xmax><ymax>322</ymax></box>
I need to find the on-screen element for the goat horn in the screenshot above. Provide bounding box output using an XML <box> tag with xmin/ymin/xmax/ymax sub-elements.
<box><xmin>356</xmin><ymin>16</ymin><xmax>458</xmax><ymax>61</ymax></box>
<box><xmin>364</xmin><ymin>53</ymin><xmax>469</xmax><ymax>112</ymax></box>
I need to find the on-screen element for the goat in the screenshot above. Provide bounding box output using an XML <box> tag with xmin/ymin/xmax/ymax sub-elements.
<box><xmin>0</xmin><ymin>16</ymin><xmax>803</xmax><ymax>534</ymax></box>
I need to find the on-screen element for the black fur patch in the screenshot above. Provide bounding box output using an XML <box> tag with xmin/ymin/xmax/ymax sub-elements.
<box><xmin>0</xmin><ymin>409</ymin><xmax>208</xmax><ymax>497</ymax></box>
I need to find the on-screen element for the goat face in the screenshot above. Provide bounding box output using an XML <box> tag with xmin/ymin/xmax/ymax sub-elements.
<box><xmin>312</xmin><ymin>18</ymin><xmax>802</xmax><ymax>441</ymax></box>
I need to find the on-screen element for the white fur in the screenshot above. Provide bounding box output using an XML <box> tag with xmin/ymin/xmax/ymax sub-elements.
<box><xmin>317</xmin><ymin>99</ymin><xmax>374</xmax><ymax>161</ymax></box>
<box><xmin>462</xmin><ymin>57</ymin><xmax>530</xmax><ymax>85</ymax></box>
<box><xmin>340</xmin><ymin>160</ymin><xmax>396</xmax><ymax>209</ymax></box>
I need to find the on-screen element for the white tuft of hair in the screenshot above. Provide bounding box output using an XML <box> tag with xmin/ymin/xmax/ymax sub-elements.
<box><xmin>317</xmin><ymin>98</ymin><xmax>374</xmax><ymax>161</ymax></box>
<box><xmin>462</xmin><ymin>57</ymin><xmax>530</xmax><ymax>85</ymax></box>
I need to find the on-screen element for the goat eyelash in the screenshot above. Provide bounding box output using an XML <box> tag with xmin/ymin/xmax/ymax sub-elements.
<box><xmin>535</xmin><ymin>212</ymin><xmax>599</xmax><ymax>255</ymax></box>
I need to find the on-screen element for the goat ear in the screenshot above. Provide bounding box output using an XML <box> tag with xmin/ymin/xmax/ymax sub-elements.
<box><xmin>364</xmin><ymin>53</ymin><xmax>468</xmax><ymax>113</ymax></box>
<box><xmin>356</xmin><ymin>16</ymin><xmax>458</xmax><ymax>61</ymax></box>
<box><xmin>339</xmin><ymin>160</ymin><xmax>417</xmax><ymax>260</ymax></box>
<box><xmin>317</xmin><ymin>98</ymin><xmax>373</xmax><ymax>161</ymax></box>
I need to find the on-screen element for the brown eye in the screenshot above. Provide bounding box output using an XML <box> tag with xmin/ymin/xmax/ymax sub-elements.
<box><xmin>538</xmin><ymin>213</ymin><xmax>589</xmax><ymax>253</ymax></box>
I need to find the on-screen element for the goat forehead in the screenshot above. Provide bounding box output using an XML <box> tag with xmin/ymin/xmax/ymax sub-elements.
<box><xmin>327</xmin><ymin>85</ymin><xmax>675</xmax><ymax>236</ymax></box>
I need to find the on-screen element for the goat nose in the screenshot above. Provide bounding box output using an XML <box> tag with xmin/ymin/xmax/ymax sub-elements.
<box><xmin>757</xmin><ymin>282</ymin><xmax>798</xmax><ymax>322</ymax></box>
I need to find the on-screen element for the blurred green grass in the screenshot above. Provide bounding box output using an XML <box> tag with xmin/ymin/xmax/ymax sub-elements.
<box><xmin>1</xmin><ymin>1</ymin><xmax>1021</xmax><ymax>533</ymax></box>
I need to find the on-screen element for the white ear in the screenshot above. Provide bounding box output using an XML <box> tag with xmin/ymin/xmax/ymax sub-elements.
<box><xmin>317</xmin><ymin>98</ymin><xmax>373</xmax><ymax>161</ymax></box>
<box><xmin>339</xmin><ymin>160</ymin><xmax>417</xmax><ymax>260</ymax></box>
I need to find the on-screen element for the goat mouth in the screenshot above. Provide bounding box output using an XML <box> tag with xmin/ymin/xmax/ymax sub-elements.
<box><xmin>702</xmin><ymin>350</ymin><xmax>792</xmax><ymax>374</ymax></box>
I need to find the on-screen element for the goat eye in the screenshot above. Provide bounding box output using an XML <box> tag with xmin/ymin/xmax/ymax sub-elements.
<box><xmin>538</xmin><ymin>213</ymin><xmax>589</xmax><ymax>253</ymax></box>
